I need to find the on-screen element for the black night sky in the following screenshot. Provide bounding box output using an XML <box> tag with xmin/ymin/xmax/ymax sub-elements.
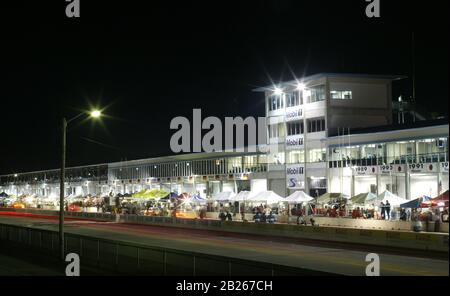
<box><xmin>0</xmin><ymin>0</ymin><xmax>448</xmax><ymax>175</ymax></box>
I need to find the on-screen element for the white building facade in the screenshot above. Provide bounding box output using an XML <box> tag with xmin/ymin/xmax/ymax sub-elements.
<box><xmin>258</xmin><ymin>73</ymin><xmax>449</xmax><ymax>199</ymax></box>
<box><xmin>1</xmin><ymin>73</ymin><xmax>448</xmax><ymax>201</ymax></box>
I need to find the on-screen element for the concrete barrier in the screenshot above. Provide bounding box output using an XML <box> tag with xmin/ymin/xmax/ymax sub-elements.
<box><xmin>0</xmin><ymin>222</ymin><xmax>333</xmax><ymax>276</ymax></box>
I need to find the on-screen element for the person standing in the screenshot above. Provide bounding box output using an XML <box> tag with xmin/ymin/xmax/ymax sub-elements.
<box><xmin>380</xmin><ymin>202</ymin><xmax>385</xmax><ymax>220</ymax></box>
<box><xmin>240</xmin><ymin>203</ymin><xmax>245</xmax><ymax>221</ymax></box>
<box><xmin>385</xmin><ymin>200</ymin><xmax>391</xmax><ymax>220</ymax></box>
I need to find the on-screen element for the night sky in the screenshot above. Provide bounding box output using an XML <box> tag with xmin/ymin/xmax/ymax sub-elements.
<box><xmin>0</xmin><ymin>0</ymin><xmax>448</xmax><ymax>175</ymax></box>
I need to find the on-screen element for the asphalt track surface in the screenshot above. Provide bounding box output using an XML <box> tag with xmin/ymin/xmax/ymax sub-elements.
<box><xmin>0</xmin><ymin>212</ymin><xmax>448</xmax><ymax>276</ymax></box>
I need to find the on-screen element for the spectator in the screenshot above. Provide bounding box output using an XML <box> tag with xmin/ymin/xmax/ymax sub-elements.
<box><xmin>380</xmin><ymin>202</ymin><xmax>385</xmax><ymax>220</ymax></box>
<box><xmin>399</xmin><ymin>208</ymin><xmax>407</xmax><ymax>221</ymax></box>
<box><xmin>219</xmin><ymin>210</ymin><xmax>226</xmax><ymax>221</ymax></box>
<box><xmin>441</xmin><ymin>209</ymin><xmax>449</xmax><ymax>223</ymax></box>
<box><xmin>385</xmin><ymin>200</ymin><xmax>391</xmax><ymax>220</ymax></box>
<box><xmin>240</xmin><ymin>203</ymin><xmax>245</xmax><ymax>221</ymax></box>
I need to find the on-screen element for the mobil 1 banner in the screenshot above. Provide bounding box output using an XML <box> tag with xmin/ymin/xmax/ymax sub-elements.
<box><xmin>286</xmin><ymin>164</ymin><xmax>305</xmax><ymax>189</ymax></box>
<box><xmin>285</xmin><ymin>135</ymin><xmax>304</xmax><ymax>150</ymax></box>
<box><xmin>285</xmin><ymin>107</ymin><xmax>303</xmax><ymax>122</ymax></box>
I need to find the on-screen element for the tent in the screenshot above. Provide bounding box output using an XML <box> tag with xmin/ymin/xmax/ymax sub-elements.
<box><xmin>188</xmin><ymin>194</ymin><xmax>207</xmax><ymax>203</ymax></box>
<box><xmin>315</xmin><ymin>193</ymin><xmax>349</xmax><ymax>204</ymax></box>
<box><xmin>212</xmin><ymin>191</ymin><xmax>236</xmax><ymax>202</ymax></box>
<box><xmin>401</xmin><ymin>196</ymin><xmax>431</xmax><ymax>208</ymax></box>
<box><xmin>230</xmin><ymin>191</ymin><xmax>258</xmax><ymax>202</ymax></box>
<box><xmin>133</xmin><ymin>189</ymin><xmax>169</xmax><ymax>199</ymax></box>
<box><xmin>248</xmin><ymin>191</ymin><xmax>285</xmax><ymax>204</ymax></box>
<box><xmin>421</xmin><ymin>190</ymin><xmax>449</xmax><ymax>208</ymax></box>
<box><xmin>368</xmin><ymin>190</ymin><xmax>408</xmax><ymax>206</ymax></box>
<box><xmin>285</xmin><ymin>191</ymin><xmax>314</xmax><ymax>204</ymax></box>
<box><xmin>350</xmin><ymin>192</ymin><xmax>377</xmax><ymax>205</ymax></box>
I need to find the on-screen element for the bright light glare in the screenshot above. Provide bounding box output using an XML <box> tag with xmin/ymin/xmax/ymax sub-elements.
<box><xmin>297</xmin><ymin>82</ymin><xmax>305</xmax><ymax>91</ymax></box>
<box><xmin>274</xmin><ymin>88</ymin><xmax>283</xmax><ymax>95</ymax></box>
<box><xmin>90</xmin><ymin>110</ymin><xmax>102</xmax><ymax>118</ymax></box>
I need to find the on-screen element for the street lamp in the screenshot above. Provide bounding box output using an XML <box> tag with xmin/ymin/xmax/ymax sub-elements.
<box><xmin>59</xmin><ymin>109</ymin><xmax>102</xmax><ymax>261</ymax></box>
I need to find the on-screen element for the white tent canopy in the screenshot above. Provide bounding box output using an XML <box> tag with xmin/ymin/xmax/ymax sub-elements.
<box><xmin>349</xmin><ymin>192</ymin><xmax>377</xmax><ymax>205</ymax></box>
<box><xmin>248</xmin><ymin>191</ymin><xmax>285</xmax><ymax>204</ymax></box>
<box><xmin>231</xmin><ymin>191</ymin><xmax>259</xmax><ymax>202</ymax></box>
<box><xmin>285</xmin><ymin>191</ymin><xmax>314</xmax><ymax>204</ymax></box>
<box><xmin>365</xmin><ymin>190</ymin><xmax>408</xmax><ymax>206</ymax></box>
<box><xmin>212</xmin><ymin>191</ymin><xmax>236</xmax><ymax>202</ymax></box>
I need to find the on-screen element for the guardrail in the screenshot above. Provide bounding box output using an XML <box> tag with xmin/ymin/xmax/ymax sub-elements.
<box><xmin>0</xmin><ymin>222</ymin><xmax>332</xmax><ymax>276</ymax></box>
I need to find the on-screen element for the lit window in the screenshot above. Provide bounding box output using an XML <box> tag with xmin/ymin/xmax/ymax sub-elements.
<box><xmin>331</xmin><ymin>90</ymin><xmax>352</xmax><ymax>100</ymax></box>
<box><xmin>286</xmin><ymin>92</ymin><xmax>301</xmax><ymax>107</ymax></box>
<box><xmin>305</xmin><ymin>85</ymin><xmax>325</xmax><ymax>103</ymax></box>
<box><xmin>268</xmin><ymin>94</ymin><xmax>284</xmax><ymax>111</ymax></box>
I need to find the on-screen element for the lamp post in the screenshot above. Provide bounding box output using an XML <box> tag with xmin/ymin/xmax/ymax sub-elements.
<box><xmin>59</xmin><ymin>109</ymin><xmax>102</xmax><ymax>261</ymax></box>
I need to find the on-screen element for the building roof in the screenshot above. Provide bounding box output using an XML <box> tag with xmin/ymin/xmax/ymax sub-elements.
<box><xmin>1</xmin><ymin>148</ymin><xmax>266</xmax><ymax>177</ymax></box>
<box><xmin>327</xmin><ymin>121</ymin><xmax>449</xmax><ymax>148</ymax></box>
<box><xmin>327</xmin><ymin>118</ymin><xmax>449</xmax><ymax>137</ymax></box>
<box><xmin>252</xmin><ymin>72</ymin><xmax>407</xmax><ymax>92</ymax></box>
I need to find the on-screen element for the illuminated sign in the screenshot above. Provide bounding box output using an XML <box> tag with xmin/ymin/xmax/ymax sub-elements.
<box><xmin>286</xmin><ymin>164</ymin><xmax>305</xmax><ymax>189</ymax></box>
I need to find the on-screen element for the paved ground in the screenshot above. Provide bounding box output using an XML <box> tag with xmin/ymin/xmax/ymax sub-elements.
<box><xmin>0</xmin><ymin>213</ymin><xmax>448</xmax><ymax>276</ymax></box>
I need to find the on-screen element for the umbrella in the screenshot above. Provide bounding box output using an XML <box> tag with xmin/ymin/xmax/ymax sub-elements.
<box><xmin>350</xmin><ymin>192</ymin><xmax>377</xmax><ymax>205</ymax></box>
<box><xmin>401</xmin><ymin>196</ymin><xmax>431</xmax><ymax>208</ymax></box>
<box><xmin>248</xmin><ymin>191</ymin><xmax>285</xmax><ymax>204</ymax></box>
<box><xmin>212</xmin><ymin>191</ymin><xmax>236</xmax><ymax>202</ymax></box>
<box><xmin>0</xmin><ymin>192</ymin><xmax>8</xmax><ymax>198</ymax></box>
<box><xmin>285</xmin><ymin>191</ymin><xmax>314</xmax><ymax>204</ymax></box>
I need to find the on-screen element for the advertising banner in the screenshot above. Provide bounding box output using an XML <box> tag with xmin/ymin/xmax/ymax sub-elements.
<box><xmin>286</xmin><ymin>164</ymin><xmax>305</xmax><ymax>189</ymax></box>
<box><xmin>285</xmin><ymin>107</ymin><xmax>303</xmax><ymax>122</ymax></box>
<box><xmin>354</xmin><ymin>166</ymin><xmax>378</xmax><ymax>175</ymax></box>
<box><xmin>285</xmin><ymin>135</ymin><xmax>304</xmax><ymax>150</ymax></box>
<box><xmin>379</xmin><ymin>164</ymin><xmax>405</xmax><ymax>174</ymax></box>
<box><xmin>408</xmin><ymin>163</ymin><xmax>438</xmax><ymax>173</ymax></box>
